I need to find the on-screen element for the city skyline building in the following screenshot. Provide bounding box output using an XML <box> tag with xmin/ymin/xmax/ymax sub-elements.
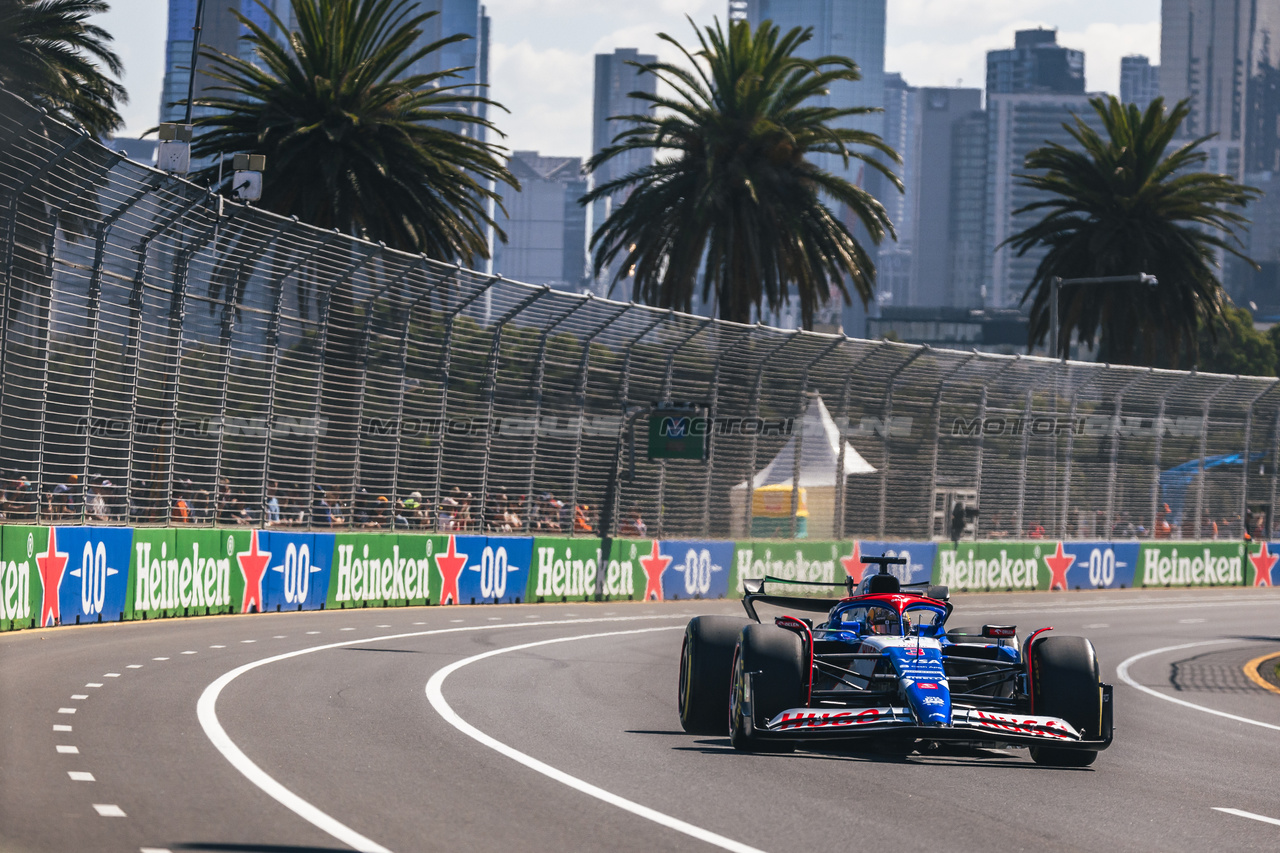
<box><xmin>728</xmin><ymin>0</ymin><xmax>887</xmax><ymax>333</ymax></box>
<box><xmin>949</xmin><ymin>107</ymin><xmax>990</xmax><ymax>308</ymax></box>
<box><xmin>1160</xmin><ymin>0</ymin><xmax>1280</xmax><ymax>178</ymax></box>
<box><xmin>589</xmin><ymin>47</ymin><xmax>658</xmax><ymax>295</ymax></box>
<box><xmin>1119</xmin><ymin>54</ymin><xmax>1160</xmax><ymax>109</ymax></box>
<box><xmin>492</xmin><ymin>151</ymin><xmax>588</xmax><ymax>291</ymax></box>
<box><xmin>986</xmin><ymin>28</ymin><xmax>1085</xmax><ymax>96</ymax></box>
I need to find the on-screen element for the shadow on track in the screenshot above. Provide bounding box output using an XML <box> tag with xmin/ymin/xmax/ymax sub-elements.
<box><xmin>669</xmin><ymin>739</ymin><xmax>1093</xmax><ymax>771</ymax></box>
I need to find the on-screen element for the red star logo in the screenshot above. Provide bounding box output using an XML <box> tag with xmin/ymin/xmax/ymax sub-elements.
<box><xmin>1044</xmin><ymin>542</ymin><xmax>1074</xmax><ymax>591</ymax></box>
<box><xmin>638</xmin><ymin>540</ymin><xmax>670</xmax><ymax>601</ymax></box>
<box><xmin>839</xmin><ymin>541</ymin><xmax>862</xmax><ymax>579</ymax></box>
<box><xmin>236</xmin><ymin>530</ymin><xmax>272</xmax><ymax>613</ymax></box>
<box><xmin>1252</xmin><ymin>543</ymin><xmax>1279</xmax><ymax>587</ymax></box>
<box><xmin>434</xmin><ymin>535</ymin><xmax>467</xmax><ymax>605</ymax></box>
<box><xmin>36</xmin><ymin>528</ymin><xmax>68</xmax><ymax>627</ymax></box>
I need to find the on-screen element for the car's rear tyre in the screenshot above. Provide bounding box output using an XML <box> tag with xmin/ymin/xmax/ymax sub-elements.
<box><xmin>1028</xmin><ymin>635</ymin><xmax>1101</xmax><ymax>768</ymax></box>
<box><xmin>729</xmin><ymin>624</ymin><xmax>805</xmax><ymax>753</ymax></box>
<box><xmin>678</xmin><ymin>615</ymin><xmax>750</xmax><ymax>735</ymax></box>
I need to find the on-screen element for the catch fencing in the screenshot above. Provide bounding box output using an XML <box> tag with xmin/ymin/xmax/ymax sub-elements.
<box><xmin>3</xmin><ymin>88</ymin><xmax>1279</xmax><ymax>542</ymax></box>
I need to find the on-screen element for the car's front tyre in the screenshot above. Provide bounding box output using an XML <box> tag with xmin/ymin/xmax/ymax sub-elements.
<box><xmin>728</xmin><ymin>623</ymin><xmax>804</xmax><ymax>753</ymax></box>
<box><xmin>1028</xmin><ymin>635</ymin><xmax>1102</xmax><ymax>768</ymax></box>
<box><xmin>678</xmin><ymin>615</ymin><xmax>750</xmax><ymax>735</ymax></box>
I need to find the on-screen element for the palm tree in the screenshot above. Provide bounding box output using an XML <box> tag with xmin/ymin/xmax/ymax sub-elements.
<box><xmin>582</xmin><ymin>18</ymin><xmax>900</xmax><ymax>330</ymax></box>
<box><xmin>0</xmin><ymin>0</ymin><xmax>126</xmax><ymax>136</ymax></box>
<box><xmin>188</xmin><ymin>0</ymin><xmax>515</xmax><ymax>262</ymax></box>
<box><xmin>1005</xmin><ymin>95</ymin><xmax>1258</xmax><ymax>365</ymax></box>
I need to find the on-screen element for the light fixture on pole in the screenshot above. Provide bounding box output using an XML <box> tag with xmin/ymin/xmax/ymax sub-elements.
<box><xmin>1049</xmin><ymin>273</ymin><xmax>1158</xmax><ymax>359</ymax></box>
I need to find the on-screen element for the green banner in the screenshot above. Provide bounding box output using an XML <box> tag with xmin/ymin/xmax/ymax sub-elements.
<box><xmin>1</xmin><ymin>525</ymin><xmax>44</xmax><ymax>629</ymax></box>
<box><xmin>529</xmin><ymin>537</ymin><xmax>600</xmax><ymax>601</ymax></box>
<box><xmin>126</xmin><ymin>528</ymin><xmax>176</xmax><ymax>619</ymax></box>
<box><xmin>169</xmin><ymin>528</ymin><xmax>233</xmax><ymax>616</ymax></box>
<box><xmin>328</xmin><ymin>532</ymin><xmax>400</xmax><ymax>608</ymax></box>
<box><xmin>604</xmin><ymin>538</ymin><xmax>650</xmax><ymax>600</ymax></box>
<box><xmin>389</xmin><ymin>533</ymin><xmax>441</xmax><ymax>607</ymax></box>
<box><xmin>729</xmin><ymin>541</ymin><xmax>852</xmax><ymax>597</ymax></box>
<box><xmin>935</xmin><ymin>542</ymin><xmax>1042</xmax><ymax>592</ymax></box>
<box><xmin>1138</xmin><ymin>541</ymin><xmax>1245</xmax><ymax>587</ymax></box>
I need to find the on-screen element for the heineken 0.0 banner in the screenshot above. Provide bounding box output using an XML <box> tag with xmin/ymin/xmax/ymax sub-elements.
<box><xmin>50</xmin><ymin>526</ymin><xmax>132</xmax><ymax>626</ymax></box>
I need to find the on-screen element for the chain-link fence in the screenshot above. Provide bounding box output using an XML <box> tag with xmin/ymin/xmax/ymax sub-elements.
<box><xmin>3</xmin><ymin>89</ymin><xmax>1279</xmax><ymax>541</ymax></box>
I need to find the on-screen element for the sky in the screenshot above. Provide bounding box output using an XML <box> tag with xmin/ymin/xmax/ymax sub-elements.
<box><xmin>97</xmin><ymin>0</ymin><xmax>1162</xmax><ymax>157</ymax></box>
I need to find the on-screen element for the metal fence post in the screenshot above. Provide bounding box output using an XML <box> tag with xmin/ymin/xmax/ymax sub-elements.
<box><xmin>120</xmin><ymin>190</ymin><xmax>212</xmax><ymax>520</ymax></box>
<box><xmin>656</xmin><ymin>318</ymin><xmax>711</xmax><ymax>538</ymax></box>
<box><xmin>1013</xmin><ymin>386</ymin><xmax>1034</xmax><ymax>537</ymax></box>
<box><xmin>1148</xmin><ymin>374</ymin><xmax>1190</xmax><ymax>533</ymax></box>
<box><xmin>1058</xmin><ymin>368</ymin><xmax>1102</xmax><ymax>538</ymax></box>
<box><xmin>79</xmin><ymin>178</ymin><xmax>163</xmax><ymax>500</ymax></box>
<box><xmin>159</xmin><ymin>202</ymin><xmax>234</xmax><ymax>519</ymax></box>
<box><xmin>1241</xmin><ymin>383</ymin><xmax>1274</xmax><ymax>531</ymax></box>
<box><xmin>1105</xmin><ymin>371</ymin><xmax>1147</xmax><ymax>534</ymax></box>
<box><xmin>927</xmin><ymin>353</ymin><xmax>977</xmax><ymax>537</ymax></box>
<box><xmin>523</xmin><ymin>296</ymin><xmax>595</xmax><ymax>531</ymax></box>
<box><xmin>476</xmin><ymin>287</ymin><xmax>549</xmax><ymax>529</ymax></box>
<box><xmin>833</xmin><ymin>341</ymin><xmax>885</xmax><ymax>540</ymax></box>
<box><xmin>430</xmin><ymin>274</ymin><xmax>496</xmax><ymax>530</ymax></box>
<box><xmin>877</xmin><ymin>348</ymin><xmax>925</xmax><ymax>539</ymax></box>
<box><xmin>1270</xmin><ymin>406</ymin><xmax>1280</xmax><ymax>538</ymax></box>
<box><xmin>386</xmin><ymin>262</ymin><xmax>451</xmax><ymax>507</ymax></box>
<box><xmin>1191</xmin><ymin>379</ymin><xmax>1231</xmax><ymax>537</ymax></box>
<box><xmin>789</xmin><ymin>337</ymin><xmax>843</xmax><ymax>538</ymax></box>
<box><xmin>973</xmin><ymin>357</ymin><xmax>1020</xmax><ymax>537</ymax></box>
<box><xmin>302</xmin><ymin>242</ymin><xmax>382</xmax><ymax>526</ymax></box>
<box><xmin>742</xmin><ymin>330</ymin><xmax>802</xmax><ymax>538</ymax></box>
<box><xmin>567</xmin><ymin>304</ymin><xmax>638</xmax><ymax>529</ymax></box>
<box><xmin>701</xmin><ymin>325</ymin><xmax>754</xmax><ymax>537</ymax></box>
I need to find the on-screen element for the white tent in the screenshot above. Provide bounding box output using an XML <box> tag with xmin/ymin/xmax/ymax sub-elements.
<box><xmin>730</xmin><ymin>395</ymin><xmax>875</xmax><ymax>538</ymax></box>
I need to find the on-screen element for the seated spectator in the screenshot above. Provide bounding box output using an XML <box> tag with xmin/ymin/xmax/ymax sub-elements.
<box><xmin>264</xmin><ymin>481</ymin><xmax>281</xmax><ymax>526</ymax></box>
<box><xmin>619</xmin><ymin>510</ymin><xmax>646</xmax><ymax>537</ymax></box>
<box><xmin>574</xmin><ymin>504</ymin><xmax>593</xmax><ymax>534</ymax></box>
<box><xmin>86</xmin><ymin>480</ymin><xmax>109</xmax><ymax>523</ymax></box>
<box><xmin>171</xmin><ymin>483</ymin><xmax>191</xmax><ymax>524</ymax></box>
<box><xmin>312</xmin><ymin>486</ymin><xmax>334</xmax><ymax>528</ymax></box>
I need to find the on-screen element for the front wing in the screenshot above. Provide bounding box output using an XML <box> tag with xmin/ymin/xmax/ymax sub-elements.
<box><xmin>740</xmin><ymin>679</ymin><xmax>1114</xmax><ymax>751</ymax></box>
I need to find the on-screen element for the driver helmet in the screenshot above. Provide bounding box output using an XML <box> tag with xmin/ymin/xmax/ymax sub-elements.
<box><xmin>868</xmin><ymin>608</ymin><xmax>899</xmax><ymax>635</ymax></box>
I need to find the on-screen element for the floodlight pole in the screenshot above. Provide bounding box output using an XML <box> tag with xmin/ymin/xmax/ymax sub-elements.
<box><xmin>1049</xmin><ymin>273</ymin><xmax>1158</xmax><ymax>359</ymax></box>
<box><xmin>596</xmin><ymin>405</ymin><xmax>650</xmax><ymax>600</ymax></box>
<box><xmin>184</xmin><ymin>0</ymin><xmax>208</xmax><ymax>124</ymax></box>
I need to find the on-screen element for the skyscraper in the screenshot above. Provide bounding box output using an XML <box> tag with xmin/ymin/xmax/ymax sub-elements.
<box><xmin>877</xmin><ymin>73</ymin><xmax>919</xmax><ymax>306</ymax></box>
<box><xmin>406</xmin><ymin>1</ymin><xmax>491</xmax><ymax>139</ymax></box>
<box><xmin>728</xmin><ymin>0</ymin><xmax>887</xmax><ymax>331</ymax></box>
<box><xmin>1120</xmin><ymin>55</ymin><xmax>1160</xmax><ymax>109</ymax></box>
<box><xmin>1160</xmin><ymin>0</ymin><xmax>1280</xmax><ymax>178</ymax></box>
<box><xmin>589</xmin><ymin>48</ymin><xmax>658</xmax><ymax>293</ymax></box>
<box><xmin>493</xmin><ymin>152</ymin><xmax>588</xmax><ymax>291</ymax></box>
<box><xmin>986</xmin><ymin>28</ymin><xmax>1085</xmax><ymax>96</ymax></box>
<box><xmin>949</xmin><ymin>109</ymin><xmax>990</xmax><ymax>308</ymax></box>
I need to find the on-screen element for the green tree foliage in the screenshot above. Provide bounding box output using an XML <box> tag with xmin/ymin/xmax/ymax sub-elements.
<box><xmin>0</xmin><ymin>0</ymin><xmax>126</xmax><ymax>136</ymax></box>
<box><xmin>189</xmin><ymin>0</ymin><xmax>515</xmax><ymax>262</ymax></box>
<box><xmin>1004</xmin><ymin>96</ymin><xmax>1258</xmax><ymax>366</ymax></box>
<box><xmin>1194</xmin><ymin>304</ymin><xmax>1275</xmax><ymax>376</ymax></box>
<box><xmin>583</xmin><ymin>17</ymin><xmax>900</xmax><ymax>330</ymax></box>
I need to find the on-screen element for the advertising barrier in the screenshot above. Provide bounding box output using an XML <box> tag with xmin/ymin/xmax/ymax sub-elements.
<box><xmin>6</xmin><ymin>525</ymin><xmax>1280</xmax><ymax>632</ymax></box>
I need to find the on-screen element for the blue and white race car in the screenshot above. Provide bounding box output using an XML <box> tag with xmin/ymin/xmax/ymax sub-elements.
<box><xmin>678</xmin><ymin>556</ymin><xmax>1113</xmax><ymax>767</ymax></box>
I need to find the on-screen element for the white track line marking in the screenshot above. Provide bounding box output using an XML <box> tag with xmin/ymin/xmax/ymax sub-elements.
<box><xmin>68</xmin><ymin>771</ymin><xmax>94</xmax><ymax>781</ymax></box>
<box><xmin>71</xmin><ymin>694</ymin><xmax>88</xmax><ymax>700</ymax></box>
<box><xmin>58</xmin><ymin>708</ymin><xmax>76</xmax><ymax>714</ymax></box>
<box><xmin>126</xmin><ymin>665</ymin><xmax>141</xmax><ymax>669</ymax></box>
<box><xmin>1178</xmin><ymin>618</ymin><xmax>1205</xmax><ymax>624</ymax></box>
<box><xmin>199</xmin><ymin>615</ymin><xmax>685</xmax><ymax>853</ymax></box>
<box><xmin>306</xmin><ymin>631</ymin><xmax>321</xmax><ymax>634</ymax></box>
<box><xmin>241</xmin><ymin>640</ymin><xmax>256</xmax><ymax>643</ymax></box>
<box><xmin>340</xmin><ymin>628</ymin><xmax>354</xmax><ymax>632</ymax></box>
<box><xmin>53</xmin><ymin>725</ymin><xmax>72</xmax><ymax>732</ymax></box>
<box><xmin>106</xmin><ymin>671</ymin><xmax>123</xmax><ymax>676</ymax></box>
<box><xmin>152</xmin><ymin>657</ymin><xmax>168</xmax><ymax>661</ymax></box>
<box><xmin>1214</xmin><ymin>807</ymin><xmax>1280</xmax><ymax>827</ymax></box>
<box><xmin>56</xmin><ymin>745</ymin><xmax>79</xmax><ymax>754</ymax></box>
<box><xmin>1116</xmin><ymin>640</ymin><xmax>1280</xmax><ymax>732</ymax></box>
<box><xmin>140</xmin><ymin>847</ymin><xmax>173</xmax><ymax>853</ymax></box>
<box><xmin>211</xmin><ymin>645</ymin><xmax>226</xmax><ymax>649</ymax></box>
<box><xmin>86</xmin><ymin>682</ymin><xmax>103</xmax><ymax>688</ymax></box>
<box><xmin>1083</xmin><ymin>623</ymin><xmax>1109</xmax><ymax>629</ymax></box>
<box><xmin>426</xmin><ymin>628</ymin><xmax>767</xmax><ymax>853</ymax></box>
<box><xmin>182</xmin><ymin>651</ymin><xmax>197</xmax><ymax>655</ymax></box>
<box><xmin>376</xmin><ymin>625</ymin><xmax>390</xmax><ymax>629</ymax></box>
<box><xmin>275</xmin><ymin>635</ymin><xmax>287</xmax><ymax>639</ymax></box>
<box><xmin>92</xmin><ymin>804</ymin><xmax>125</xmax><ymax>817</ymax></box>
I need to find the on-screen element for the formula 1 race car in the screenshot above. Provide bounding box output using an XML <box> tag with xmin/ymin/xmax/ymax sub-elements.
<box><xmin>677</xmin><ymin>555</ymin><xmax>1113</xmax><ymax>767</ymax></box>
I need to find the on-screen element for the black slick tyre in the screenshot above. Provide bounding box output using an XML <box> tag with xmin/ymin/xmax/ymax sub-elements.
<box><xmin>728</xmin><ymin>624</ymin><xmax>805</xmax><ymax>753</ymax></box>
<box><xmin>678</xmin><ymin>615</ymin><xmax>750</xmax><ymax>735</ymax></box>
<box><xmin>1028</xmin><ymin>635</ymin><xmax>1102</xmax><ymax>768</ymax></box>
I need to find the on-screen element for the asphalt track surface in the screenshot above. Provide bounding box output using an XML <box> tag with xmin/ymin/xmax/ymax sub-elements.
<box><xmin>4</xmin><ymin>588</ymin><xmax>1280</xmax><ymax>853</ymax></box>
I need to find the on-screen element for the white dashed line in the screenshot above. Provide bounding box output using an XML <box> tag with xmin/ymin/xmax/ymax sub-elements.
<box><xmin>1179</xmin><ymin>618</ymin><xmax>1206</xmax><ymax>624</ymax></box>
<box><xmin>340</xmin><ymin>628</ymin><xmax>354</xmax><ymax>632</ymax></box>
<box><xmin>68</xmin><ymin>771</ymin><xmax>95</xmax><ymax>782</ymax></box>
<box><xmin>1215</xmin><ymin>807</ymin><xmax>1280</xmax><ymax>827</ymax></box>
<box><xmin>152</xmin><ymin>657</ymin><xmax>169</xmax><ymax>661</ymax></box>
<box><xmin>71</xmin><ymin>694</ymin><xmax>88</xmax><ymax>700</ymax></box>
<box><xmin>412</xmin><ymin>622</ymin><xmax>425</xmax><ymax>625</ymax></box>
<box><xmin>306</xmin><ymin>631</ymin><xmax>321</xmax><ymax>635</ymax></box>
<box><xmin>1083</xmin><ymin>623</ymin><xmax>1109</xmax><ymax>629</ymax></box>
<box><xmin>274</xmin><ymin>635</ymin><xmax>287</xmax><ymax>639</ymax></box>
<box><xmin>56</xmin><ymin>745</ymin><xmax>79</xmax><ymax>754</ymax></box>
<box><xmin>85</xmin><ymin>682</ymin><xmax>103</xmax><ymax>688</ymax></box>
<box><xmin>126</xmin><ymin>665</ymin><xmax>142</xmax><ymax>669</ymax></box>
<box><xmin>105</xmin><ymin>672</ymin><xmax>122</xmax><ymax>676</ymax></box>
<box><xmin>92</xmin><ymin>804</ymin><xmax>125</xmax><ymax>817</ymax></box>
<box><xmin>140</xmin><ymin>847</ymin><xmax>173</xmax><ymax>853</ymax></box>
<box><xmin>241</xmin><ymin>640</ymin><xmax>256</xmax><ymax>644</ymax></box>
<box><xmin>53</xmin><ymin>725</ymin><xmax>72</xmax><ymax>732</ymax></box>
<box><xmin>525</xmin><ymin>615</ymin><xmax>539</xmax><ymax>619</ymax></box>
<box><xmin>181</xmin><ymin>651</ymin><xmax>197</xmax><ymax>655</ymax></box>
<box><xmin>376</xmin><ymin>625</ymin><xmax>391</xmax><ymax>629</ymax></box>
<box><xmin>210</xmin><ymin>645</ymin><xmax>226</xmax><ymax>649</ymax></box>
<box><xmin>487</xmin><ymin>617</ymin><xmax>501</xmax><ymax>621</ymax></box>
<box><xmin>58</xmin><ymin>708</ymin><xmax>77</xmax><ymax>714</ymax></box>
<box><xmin>450</xmin><ymin>619</ymin><xmax>464</xmax><ymax>623</ymax></box>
